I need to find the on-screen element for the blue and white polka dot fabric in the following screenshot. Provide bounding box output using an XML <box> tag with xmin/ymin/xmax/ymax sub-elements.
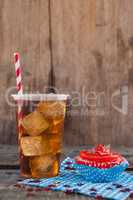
<box><xmin>73</xmin><ymin>159</ymin><xmax>129</xmax><ymax>183</ymax></box>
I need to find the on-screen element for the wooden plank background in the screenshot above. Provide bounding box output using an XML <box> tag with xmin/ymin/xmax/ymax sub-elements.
<box><xmin>0</xmin><ymin>0</ymin><xmax>133</xmax><ymax>146</ymax></box>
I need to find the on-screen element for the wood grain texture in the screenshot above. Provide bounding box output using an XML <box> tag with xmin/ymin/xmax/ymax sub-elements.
<box><xmin>50</xmin><ymin>0</ymin><xmax>133</xmax><ymax>146</ymax></box>
<box><xmin>0</xmin><ymin>0</ymin><xmax>51</xmax><ymax>144</ymax></box>
<box><xmin>0</xmin><ymin>0</ymin><xmax>133</xmax><ymax>146</ymax></box>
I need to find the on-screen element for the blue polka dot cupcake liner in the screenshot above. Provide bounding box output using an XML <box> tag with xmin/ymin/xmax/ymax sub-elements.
<box><xmin>73</xmin><ymin>160</ymin><xmax>129</xmax><ymax>183</ymax></box>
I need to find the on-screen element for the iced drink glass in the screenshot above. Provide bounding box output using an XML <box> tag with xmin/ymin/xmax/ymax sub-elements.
<box><xmin>12</xmin><ymin>94</ymin><xmax>68</xmax><ymax>178</ymax></box>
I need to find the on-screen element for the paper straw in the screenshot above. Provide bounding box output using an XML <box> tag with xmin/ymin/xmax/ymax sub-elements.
<box><xmin>14</xmin><ymin>52</ymin><xmax>23</xmax><ymax>134</ymax></box>
<box><xmin>14</xmin><ymin>52</ymin><xmax>23</xmax><ymax>94</ymax></box>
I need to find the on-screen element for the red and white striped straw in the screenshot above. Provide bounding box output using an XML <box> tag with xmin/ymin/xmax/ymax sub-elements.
<box><xmin>14</xmin><ymin>52</ymin><xmax>23</xmax><ymax>134</ymax></box>
<box><xmin>14</xmin><ymin>52</ymin><xmax>23</xmax><ymax>95</ymax></box>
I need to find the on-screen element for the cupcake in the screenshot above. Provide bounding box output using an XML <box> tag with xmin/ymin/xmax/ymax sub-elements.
<box><xmin>74</xmin><ymin>145</ymin><xmax>128</xmax><ymax>183</ymax></box>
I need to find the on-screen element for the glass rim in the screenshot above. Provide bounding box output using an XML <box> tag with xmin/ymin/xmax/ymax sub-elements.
<box><xmin>11</xmin><ymin>93</ymin><xmax>70</xmax><ymax>101</ymax></box>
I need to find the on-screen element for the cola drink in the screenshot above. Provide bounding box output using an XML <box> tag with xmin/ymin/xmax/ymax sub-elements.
<box><xmin>12</xmin><ymin>94</ymin><xmax>68</xmax><ymax>178</ymax></box>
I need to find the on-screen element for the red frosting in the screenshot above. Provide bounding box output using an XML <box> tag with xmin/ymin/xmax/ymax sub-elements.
<box><xmin>75</xmin><ymin>144</ymin><xmax>124</xmax><ymax>169</ymax></box>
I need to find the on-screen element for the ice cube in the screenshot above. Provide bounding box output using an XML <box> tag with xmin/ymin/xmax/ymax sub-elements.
<box><xmin>49</xmin><ymin>120</ymin><xmax>64</xmax><ymax>134</ymax></box>
<box><xmin>20</xmin><ymin>135</ymin><xmax>50</xmax><ymax>156</ymax></box>
<box><xmin>49</xmin><ymin>134</ymin><xmax>62</xmax><ymax>153</ymax></box>
<box><xmin>30</xmin><ymin>154</ymin><xmax>59</xmax><ymax>178</ymax></box>
<box><xmin>37</xmin><ymin>101</ymin><xmax>66</xmax><ymax>119</ymax></box>
<box><xmin>53</xmin><ymin>118</ymin><xmax>64</xmax><ymax>125</ymax></box>
<box><xmin>22</xmin><ymin>111</ymin><xmax>49</xmax><ymax>136</ymax></box>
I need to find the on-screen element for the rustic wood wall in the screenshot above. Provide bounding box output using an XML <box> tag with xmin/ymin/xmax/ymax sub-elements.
<box><xmin>0</xmin><ymin>0</ymin><xmax>133</xmax><ymax>146</ymax></box>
